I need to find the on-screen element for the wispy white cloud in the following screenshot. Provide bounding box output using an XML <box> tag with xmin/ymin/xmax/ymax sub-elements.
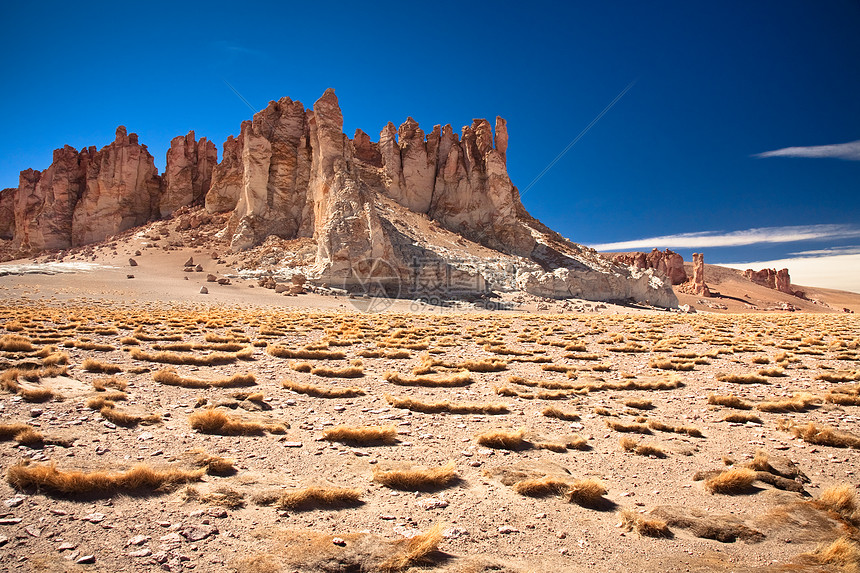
<box><xmin>590</xmin><ymin>224</ymin><xmax>860</xmax><ymax>252</ymax></box>
<box><xmin>754</xmin><ymin>140</ymin><xmax>860</xmax><ymax>160</ymax></box>
<box><xmin>789</xmin><ymin>245</ymin><xmax>860</xmax><ymax>257</ymax></box>
<box><xmin>722</xmin><ymin>254</ymin><xmax>860</xmax><ymax>294</ymax></box>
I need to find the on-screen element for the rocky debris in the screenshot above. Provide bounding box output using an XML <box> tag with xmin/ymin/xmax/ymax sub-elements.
<box><xmin>76</xmin><ymin>554</ymin><xmax>96</xmax><ymax>564</ymax></box>
<box><xmin>612</xmin><ymin>249</ymin><xmax>687</xmax><ymax>285</ymax></box>
<box><xmin>128</xmin><ymin>258</ymin><xmax>138</xmax><ymax>266</ymax></box>
<box><xmin>160</xmin><ymin>131</ymin><xmax>217</xmax><ymax>218</ymax></box>
<box><xmin>180</xmin><ymin>524</ymin><xmax>217</xmax><ymax>542</ymax></box>
<box><xmin>217</xmin><ymin>277</ymin><xmax>230</xmax><ymax>285</ymax></box>
<box><xmin>184</xmin><ymin>257</ymin><xmax>194</xmax><ymax>267</ymax></box>
<box><xmin>199</xmin><ymin>286</ymin><xmax>208</xmax><ymax>294</ymax></box>
<box><xmin>206</xmin><ymin>274</ymin><xmax>217</xmax><ymax>282</ymax></box>
<box><xmin>743</xmin><ymin>268</ymin><xmax>795</xmax><ymax>295</ymax></box>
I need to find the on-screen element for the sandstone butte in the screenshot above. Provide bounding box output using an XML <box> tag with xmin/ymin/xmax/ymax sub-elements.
<box><xmin>0</xmin><ymin>89</ymin><xmax>678</xmax><ymax>308</ymax></box>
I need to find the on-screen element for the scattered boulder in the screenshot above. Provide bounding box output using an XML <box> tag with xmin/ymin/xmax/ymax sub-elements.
<box><xmin>206</xmin><ymin>274</ymin><xmax>217</xmax><ymax>282</ymax></box>
<box><xmin>128</xmin><ymin>258</ymin><xmax>138</xmax><ymax>266</ymax></box>
<box><xmin>199</xmin><ymin>286</ymin><xmax>208</xmax><ymax>294</ymax></box>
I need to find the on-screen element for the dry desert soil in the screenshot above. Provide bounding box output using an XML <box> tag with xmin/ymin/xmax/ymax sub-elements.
<box><xmin>0</xmin><ymin>229</ymin><xmax>859</xmax><ymax>573</ymax></box>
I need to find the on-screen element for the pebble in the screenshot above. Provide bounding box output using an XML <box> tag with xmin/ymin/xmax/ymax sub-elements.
<box><xmin>498</xmin><ymin>526</ymin><xmax>519</xmax><ymax>534</ymax></box>
<box><xmin>332</xmin><ymin>537</ymin><xmax>346</xmax><ymax>546</ymax></box>
<box><xmin>83</xmin><ymin>513</ymin><xmax>105</xmax><ymax>523</ymax></box>
<box><xmin>128</xmin><ymin>548</ymin><xmax>152</xmax><ymax>558</ymax></box>
<box><xmin>58</xmin><ymin>541</ymin><xmax>77</xmax><ymax>551</ymax></box>
<box><xmin>126</xmin><ymin>534</ymin><xmax>148</xmax><ymax>546</ymax></box>
<box><xmin>181</xmin><ymin>524</ymin><xmax>218</xmax><ymax>542</ymax></box>
<box><xmin>25</xmin><ymin>526</ymin><xmax>42</xmax><ymax>537</ymax></box>
<box><xmin>4</xmin><ymin>497</ymin><xmax>24</xmax><ymax>508</ymax></box>
<box><xmin>76</xmin><ymin>555</ymin><xmax>96</xmax><ymax>564</ymax></box>
<box><xmin>419</xmin><ymin>498</ymin><xmax>449</xmax><ymax>510</ymax></box>
<box><xmin>283</xmin><ymin>441</ymin><xmax>303</xmax><ymax>448</ymax></box>
<box><xmin>0</xmin><ymin>518</ymin><xmax>23</xmax><ymax>525</ymax></box>
<box><xmin>0</xmin><ymin>535</ymin><xmax>8</xmax><ymax>546</ymax></box>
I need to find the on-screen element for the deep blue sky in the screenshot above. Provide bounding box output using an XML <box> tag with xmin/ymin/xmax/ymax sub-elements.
<box><xmin>2</xmin><ymin>1</ymin><xmax>858</xmax><ymax>290</ymax></box>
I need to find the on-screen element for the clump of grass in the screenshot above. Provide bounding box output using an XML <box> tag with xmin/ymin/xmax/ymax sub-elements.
<box><xmin>0</xmin><ymin>423</ymin><xmax>44</xmax><ymax>446</ymax></box>
<box><xmin>189</xmin><ymin>409</ymin><xmax>269</xmax><ymax>436</ymax></box>
<box><xmin>41</xmin><ymin>351</ymin><xmax>69</xmax><ymax>366</ymax></box>
<box><xmin>619</xmin><ymin>436</ymin><xmax>667</xmax><ymax>458</ymax></box>
<box><xmin>703</xmin><ymin>467</ymin><xmax>757</xmax><ymax>494</ymax></box>
<box><xmin>92</xmin><ymin>376</ymin><xmax>127</xmax><ymax>391</ymax></box>
<box><xmin>649</xmin><ymin>358</ymin><xmax>695</xmax><ymax>371</ymax></box>
<box><xmin>276</xmin><ymin>486</ymin><xmax>362</xmax><ymax>510</ymax></box>
<box><xmin>358</xmin><ymin>349</ymin><xmax>411</xmax><ymax>359</ymax></box>
<box><xmin>99</xmin><ymin>405</ymin><xmax>161</xmax><ymax>427</ymax></box>
<box><xmin>190</xmin><ymin>451</ymin><xmax>237</xmax><ymax>475</ymax></box>
<box><xmin>541</xmin><ymin>406</ymin><xmax>580</xmax><ymax>421</ymax></box>
<box><xmin>267</xmin><ymin>346</ymin><xmax>345</xmax><ymax>360</ymax></box>
<box><xmin>0</xmin><ymin>369</ymin><xmax>55</xmax><ymax>402</ymax></box>
<box><xmin>153</xmin><ymin>368</ymin><xmax>256</xmax><ymax>389</ymax></box>
<box><xmin>647</xmin><ymin>419</ymin><xmax>703</xmax><ymax>437</ymax></box>
<box><xmin>815</xmin><ymin>484</ymin><xmax>859</xmax><ymax>524</ymax></box>
<box><xmin>815</xmin><ymin>371</ymin><xmax>860</xmax><ymax>383</ymax></box>
<box><xmin>707</xmin><ymin>394</ymin><xmax>752</xmax><ymax>410</ymax></box>
<box><xmin>565</xmin><ymin>479</ymin><xmax>608</xmax><ymax>506</ymax></box>
<box><xmin>201</xmin><ymin>486</ymin><xmax>245</xmax><ymax>509</ymax></box>
<box><xmin>810</xmin><ymin>537</ymin><xmax>860</xmax><ymax>572</ymax></box>
<box><xmin>458</xmin><ymin>358</ymin><xmax>507</xmax><ymax>372</ymax></box>
<box><xmin>757</xmin><ymin>367</ymin><xmax>787</xmax><ymax>377</ymax></box>
<box><xmin>624</xmin><ymin>398</ymin><xmax>653</xmax><ymax>410</ymax></box>
<box><xmin>380</xmin><ymin>523</ymin><xmax>444</xmax><ymax>572</ymax></box>
<box><xmin>290</xmin><ymin>361</ymin><xmax>313</xmax><ymax>373</ymax></box>
<box><xmin>131</xmin><ymin>347</ymin><xmax>252</xmax><ymax>366</ymax></box>
<box><xmin>606</xmin><ymin>420</ymin><xmax>651</xmax><ymax>434</ymax></box>
<box><xmin>717</xmin><ymin>373</ymin><xmax>769</xmax><ymax>384</ymax></box>
<box><xmin>476</xmin><ymin>428</ymin><xmax>528</xmax><ymax>450</ymax></box>
<box><xmin>372</xmin><ymin>461</ymin><xmax>457</xmax><ymax>490</ymax></box>
<box><xmin>322</xmin><ymin>425</ymin><xmax>397</xmax><ymax>445</ymax></box>
<box><xmin>513</xmin><ymin>476</ymin><xmax>571</xmax><ymax>497</ymax></box>
<box><xmin>784</xmin><ymin>421</ymin><xmax>860</xmax><ymax>449</ymax></box>
<box><xmin>282</xmin><ymin>379</ymin><xmax>365</xmax><ymax>398</ymax></box>
<box><xmin>7</xmin><ymin>462</ymin><xmax>203</xmax><ymax>495</ymax></box>
<box><xmin>620</xmin><ymin>510</ymin><xmax>672</xmax><ymax>538</ymax></box>
<box><xmin>81</xmin><ymin>358</ymin><xmax>123</xmax><ymax>374</ymax></box>
<box><xmin>723</xmin><ymin>412</ymin><xmax>763</xmax><ymax>424</ymax></box>
<box><xmin>385</xmin><ymin>394</ymin><xmax>508</xmax><ymax>415</ymax></box>
<box><xmin>0</xmin><ymin>334</ymin><xmax>34</xmax><ymax>352</ymax></box>
<box><xmin>383</xmin><ymin>371</ymin><xmax>472</xmax><ymax>387</ymax></box>
<box><xmin>311</xmin><ymin>365</ymin><xmax>364</xmax><ymax>378</ymax></box>
<box><xmin>756</xmin><ymin>392</ymin><xmax>821</xmax><ymax>413</ymax></box>
<box><xmin>508</xmin><ymin>375</ymin><xmax>580</xmax><ymax>390</ymax></box>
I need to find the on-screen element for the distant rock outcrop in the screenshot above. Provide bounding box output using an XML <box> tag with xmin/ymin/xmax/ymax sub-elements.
<box><xmin>743</xmin><ymin>268</ymin><xmax>794</xmax><ymax>295</ymax></box>
<box><xmin>612</xmin><ymin>248</ymin><xmax>687</xmax><ymax>285</ymax></box>
<box><xmin>3</xmin><ymin>90</ymin><xmax>678</xmax><ymax>308</ymax></box>
<box><xmin>0</xmin><ymin>187</ymin><xmax>15</xmax><ymax>240</ymax></box>
<box><xmin>160</xmin><ymin>131</ymin><xmax>217</xmax><ymax>218</ymax></box>
<box><xmin>678</xmin><ymin>252</ymin><xmax>710</xmax><ymax>297</ymax></box>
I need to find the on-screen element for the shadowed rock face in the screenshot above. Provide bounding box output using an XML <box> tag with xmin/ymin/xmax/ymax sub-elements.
<box><xmin>613</xmin><ymin>249</ymin><xmax>687</xmax><ymax>285</ymax></box>
<box><xmin>5</xmin><ymin>90</ymin><xmax>678</xmax><ymax>307</ymax></box>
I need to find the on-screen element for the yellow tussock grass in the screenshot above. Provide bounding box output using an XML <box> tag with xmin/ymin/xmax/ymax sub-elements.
<box><xmin>385</xmin><ymin>394</ymin><xmax>508</xmax><ymax>415</ymax></box>
<box><xmin>131</xmin><ymin>347</ymin><xmax>253</xmax><ymax>366</ymax></box>
<box><xmin>190</xmin><ymin>451</ymin><xmax>237</xmax><ymax>475</ymax></box>
<box><xmin>189</xmin><ymin>409</ymin><xmax>268</xmax><ymax>436</ymax></box>
<box><xmin>372</xmin><ymin>461</ymin><xmax>457</xmax><ymax>490</ymax></box>
<box><xmin>92</xmin><ymin>376</ymin><xmax>127</xmax><ymax>391</ymax></box>
<box><xmin>707</xmin><ymin>394</ymin><xmax>752</xmax><ymax>410</ymax></box>
<box><xmin>267</xmin><ymin>346</ymin><xmax>345</xmax><ymax>360</ymax></box>
<box><xmin>704</xmin><ymin>467</ymin><xmax>757</xmax><ymax>494</ymax></box>
<box><xmin>723</xmin><ymin>412</ymin><xmax>762</xmax><ymax>424</ymax></box>
<box><xmin>717</xmin><ymin>373</ymin><xmax>769</xmax><ymax>384</ymax></box>
<box><xmin>153</xmin><ymin>368</ymin><xmax>256</xmax><ymax>389</ymax></box>
<box><xmin>811</xmin><ymin>537</ymin><xmax>860</xmax><ymax>573</ymax></box>
<box><xmin>756</xmin><ymin>392</ymin><xmax>821</xmax><ymax>413</ymax></box>
<box><xmin>99</xmin><ymin>406</ymin><xmax>161</xmax><ymax>427</ymax></box>
<box><xmin>81</xmin><ymin>358</ymin><xmax>123</xmax><ymax>373</ymax></box>
<box><xmin>311</xmin><ymin>365</ymin><xmax>364</xmax><ymax>378</ymax></box>
<box><xmin>283</xmin><ymin>379</ymin><xmax>365</xmax><ymax>398</ymax></box>
<box><xmin>7</xmin><ymin>462</ymin><xmax>203</xmax><ymax>495</ymax></box>
<box><xmin>383</xmin><ymin>371</ymin><xmax>471</xmax><ymax>387</ymax></box>
<box><xmin>541</xmin><ymin>406</ymin><xmax>580</xmax><ymax>421</ymax></box>
<box><xmin>565</xmin><ymin>479</ymin><xmax>608</xmax><ymax>506</ymax></box>
<box><xmin>786</xmin><ymin>421</ymin><xmax>860</xmax><ymax>449</ymax></box>
<box><xmin>513</xmin><ymin>476</ymin><xmax>570</xmax><ymax>497</ymax></box>
<box><xmin>815</xmin><ymin>484</ymin><xmax>858</xmax><ymax>524</ymax></box>
<box><xmin>620</xmin><ymin>510</ymin><xmax>671</xmax><ymax>538</ymax></box>
<box><xmin>607</xmin><ymin>420</ymin><xmax>651</xmax><ymax>434</ymax></box>
<box><xmin>0</xmin><ymin>334</ymin><xmax>34</xmax><ymax>352</ymax></box>
<box><xmin>276</xmin><ymin>486</ymin><xmax>362</xmax><ymax>510</ymax></box>
<box><xmin>322</xmin><ymin>425</ymin><xmax>397</xmax><ymax>445</ymax></box>
<box><xmin>476</xmin><ymin>428</ymin><xmax>527</xmax><ymax>450</ymax></box>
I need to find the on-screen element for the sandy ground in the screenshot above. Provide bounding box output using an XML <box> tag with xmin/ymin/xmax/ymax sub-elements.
<box><xmin>0</xmin><ymin>225</ymin><xmax>858</xmax><ymax>573</ymax></box>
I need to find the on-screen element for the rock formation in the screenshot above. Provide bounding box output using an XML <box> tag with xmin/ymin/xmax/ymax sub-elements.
<box><xmin>9</xmin><ymin>127</ymin><xmax>162</xmax><ymax>251</ymax></box>
<box><xmin>0</xmin><ymin>187</ymin><xmax>16</xmax><ymax>240</ymax></box>
<box><xmin>743</xmin><ymin>268</ymin><xmax>794</xmax><ymax>295</ymax></box>
<box><xmin>612</xmin><ymin>248</ymin><xmax>687</xmax><ymax>285</ymax></box>
<box><xmin>4</xmin><ymin>90</ymin><xmax>679</xmax><ymax>308</ymax></box>
<box><xmin>690</xmin><ymin>252</ymin><xmax>711</xmax><ymax>297</ymax></box>
<box><xmin>160</xmin><ymin>131</ymin><xmax>217</xmax><ymax>218</ymax></box>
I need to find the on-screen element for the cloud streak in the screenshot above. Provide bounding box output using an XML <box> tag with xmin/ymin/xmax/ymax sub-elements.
<box><xmin>754</xmin><ymin>140</ymin><xmax>860</xmax><ymax>160</ymax></box>
<box><xmin>590</xmin><ymin>224</ymin><xmax>860</xmax><ymax>252</ymax></box>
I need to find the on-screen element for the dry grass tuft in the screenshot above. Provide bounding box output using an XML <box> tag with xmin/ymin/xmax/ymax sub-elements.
<box><xmin>723</xmin><ymin>412</ymin><xmax>763</xmax><ymax>424</ymax></box>
<box><xmin>717</xmin><ymin>373</ymin><xmax>769</xmax><ymax>384</ymax></box>
<box><xmin>620</xmin><ymin>510</ymin><xmax>672</xmax><ymax>538</ymax></box>
<box><xmin>153</xmin><ymin>368</ymin><xmax>256</xmax><ymax>389</ymax></box>
<box><xmin>476</xmin><ymin>428</ymin><xmax>528</xmax><ymax>450</ymax></box>
<box><xmin>811</xmin><ymin>537</ymin><xmax>860</xmax><ymax>573</ymax></box>
<box><xmin>0</xmin><ymin>334</ymin><xmax>34</xmax><ymax>352</ymax></box>
<box><xmin>541</xmin><ymin>406</ymin><xmax>580</xmax><ymax>421</ymax></box>
<box><xmin>512</xmin><ymin>476</ymin><xmax>571</xmax><ymax>497</ymax></box>
<box><xmin>815</xmin><ymin>484</ymin><xmax>859</xmax><ymax>524</ymax></box>
<box><xmin>624</xmin><ymin>398</ymin><xmax>653</xmax><ymax>410</ymax></box>
<box><xmin>99</xmin><ymin>405</ymin><xmax>161</xmax><ymax>427</ymax></box>
<box><xmin>619</xmin><ymin>437</ymin><xmax>666</xmax><ymax>457</ymax></box>
<box><xmin>282</xmin><ymin>379</ymin><xmax>365</xmax><ymax>398</ymax></box>
<box><xmin>200</xmin><ymin>486</ymin><xmax>245</xmax><ymax>509</ymax></box>
<box><xmin>0</xmin><ymin>423</ymin><xmax>44</xmax><ymax>446</ymax></box>
<box><xmin>385</xmin><ymin>394</ymin><xmax>508</xmax><ymax>415</ymax></box>
<box><xmin>457</xmin><ymin>358</ymin><xmax>507</xmax><ymax>372</ymax></box>
<box><xmin>276</xmin><ymin>486</ymin><xmax>362</xmax><ymax>510</ymax></box>
<box><xmin>322</xmin><ymin>425</ymin><xmax>397</xmax><ymax>445</ymax></box>
<box><xmin>383</xmin><ymin>371</ymin><xmax>471</xmax><ymax>387</ymax></box>
<box><xmin>0</xmin><ymin>369</ymin><xmax>55</xmax><ymax>402</ymax></box>
<box><xmin>7</xmin><ymin>462</ymin><xmax>203</xmax><ymax>495</ymax></box>
<box><xmin>310</xmin><ymin>365</ymin><xmax>364</xmax><ymax>378</ymax></box>
<box><xmin>189</xmin><ymin>409</ymin><xmax>268</xmax><ymax>436</ymax></box>
<box><xmin>785</xmin><ymin>421</ymin><xmax>860</xmax><ymax>449</ymax></box>
<box><xmin>379</xmin><ymin>523</ymin><xmax>444</xmax><ymax>572</ymax></box>
<box><xmin>267</xmin><ymin>346</ymin><xmax>345</xmax><ymax>360</ymax></box>
<box><xmin>565</xmin><ymin>479</ymin><xmax>608</xmax><ymax>506</ymax></box>
<box><xmin>131</xmin><ymin>347</ymin><xmax>253</xmax><ymax>366</ymax></box>
<box><xmin>190</xmin><ymin>451</ymin><xmax>237</xmax><ymax>475</ymax></box>
<box><xmin>707</xmin><ymin>394</ymin><xmax>752</xmax><ymax>410</ymax></box>
<box><xmin>372</xmin><ymin>461</ymin><xmax>457</xmax><ymax>490</ymax></box>
<box><xmin>606</xmin><ymin>420</ymin><xmax>651</xmax><ymax>434</ymax></box>
<box><xmin>81</xmin><ymin>358</ymin><xmax>123</xmax><ymax>374</ymax></box>
<box><xmin>756</xmin><ymin>392</ymin><xmax>821</xmax><ymax>413</ymax></box>
<box><xmin>92</xmin><ymin>376</ymin><xmax>127</xmax><ymax>391</ymax></box>
<box><xmin>703</xmin><ymin>467</ymin><xmax>757</xmax><ymax>494</ymax></box>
